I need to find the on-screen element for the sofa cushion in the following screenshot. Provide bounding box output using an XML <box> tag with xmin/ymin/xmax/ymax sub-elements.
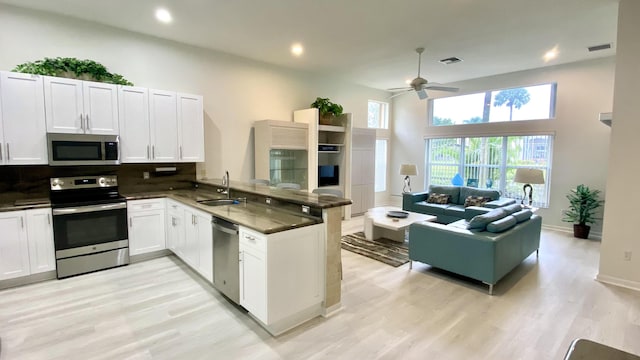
<box><xmin>459</xmin><ymin>187</ymin><xmax>500</xmax><ymax>203</ymax></box>
<box><xmin>484</xmin><ymin>198</ymin><xmax>517</xmax><ymax>209</ymax></box>
<box><xmin>414</xmin><ymin>201</ymin><xmax>449</xmax><ymax>215</ymax></box>
<box><xmin>426</xmin><ymin>193</ymin><xmax>451</xmax><ymax>204</ymax></box>
<box><xmin>503</xmin><ymin>203</ymin><xmax>523</xmax><ymax>215</ymax></box>
<box><xmin>443</xmin><ymin>204</ymin><xmax>466</xmax><ymax>218</ymax></box>
<box><xmin>463</xmin><ymin>195</ymin><xmax>491</xmax><ymax>208</ymax></box>
<box><xmin>467</xmin><ymin>208</ymin><xmax>507</xmax><ymax>230</ymax></box>
<box><xmin>512</xmin><ymin>209</ymin><xmax>533</xmax><ymax>223</ymax></box>
<box><xmin>429</xmin><ymin>185</ymin><xmax>461</xmax><ymax>204</ymax></box>
<box><xmin>486</xmin><ymin>215</ymin><xmax>518</xmax><ymax>233</ymax></box>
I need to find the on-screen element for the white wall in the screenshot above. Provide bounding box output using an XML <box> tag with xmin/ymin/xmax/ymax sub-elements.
<box><xmin>390</xmin><ymin>57</ymin><xmax>615</xmax><ymax>232</ymax></box>
<box><xmin>598</xmin><ymin>0</ymin><xmax>640</xmax><ymax>290</ymax></box>
<box><xmin>0</xmin><ymin>4</ymin><xmax>388</xmax><ymax>182</ymax></box>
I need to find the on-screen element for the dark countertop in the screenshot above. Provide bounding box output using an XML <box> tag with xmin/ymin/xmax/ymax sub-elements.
<box><xmin>197</xmin><ymin>179</ymin><xmax>352</xmax><ymax>209</ymax></box>
<box><xmin>122</xmin><ymin>189</ymin><xmax>321</xmax><ymax>234</ymax></box>
<box><xmin>0</xmin><ymin>198</ymin><xmax>51</xmax><ymax>212</ymax></box>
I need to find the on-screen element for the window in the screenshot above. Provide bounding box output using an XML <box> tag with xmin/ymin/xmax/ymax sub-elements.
<box><xmin>368</xmin><ymin>100</ymin><xmax>389</xmax><ymax>129</ymax></box>
<box><xmin>432</xmin><ymin>83</ymin><xmax>556</xmax><ymax>126</ymax></box>
<box><xmin>374</xmin><ymin>139</ymin><xmax>387</xmax><ymax>192</ymax></box>
<box><xmin>426</xmin><ymin>135</ymin><xmax>553</xmax><ymax>207</ymax></box>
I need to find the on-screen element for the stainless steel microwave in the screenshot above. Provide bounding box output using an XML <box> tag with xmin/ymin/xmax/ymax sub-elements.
<box><xmin>47</xmin><ymin>133</ymin><xmax>120</xmax><ymax>166</ymax></box>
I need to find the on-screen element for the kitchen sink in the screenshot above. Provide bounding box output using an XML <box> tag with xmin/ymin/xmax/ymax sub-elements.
<box><xmin>198</xmin><ymin>199</ymin><xmax>241</xmax><ymax>206</ymax></box>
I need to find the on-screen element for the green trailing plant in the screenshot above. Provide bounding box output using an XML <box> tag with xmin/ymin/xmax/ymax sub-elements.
<box><xmin>310</xmin><ymin>97</ymin><xmax>343</xmax><ymax>117</ymax></box>
<box><xmin>562</xmin><ymin>184</ymin><xmax>604</xmax><ymax>225</ymax></box>
<box><xmin>12</xmin><ymin>57</ymin><xmax>133</xmax><ymax>86</ymax></box>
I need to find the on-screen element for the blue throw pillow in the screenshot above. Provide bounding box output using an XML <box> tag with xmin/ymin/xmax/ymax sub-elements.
<box><xmin>512</xmin><ymin>209</ymin><xmax>533</xmax><ymax>223</ymax></box>
<box><xmin>467</xmin><ymin>208</ymin><xmax>507</xmax><ymax>230</ymax></box>
<box><xmin>486</xmin><ymin>215</ymin><xmax>518</xmax><ymax>233</ymax></box>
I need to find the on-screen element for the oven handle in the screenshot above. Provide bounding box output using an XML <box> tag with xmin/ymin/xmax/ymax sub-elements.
<box><xmin>52</xmin><ymin>202</ymin><xmax>127</xmax><ymax>215</ymax></box>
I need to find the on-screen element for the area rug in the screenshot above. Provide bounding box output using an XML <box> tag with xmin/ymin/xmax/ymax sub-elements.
<box><xmin>341</xmin><ymin>231</ymin><xmax>409</xmax><ymax>267</ymax></box>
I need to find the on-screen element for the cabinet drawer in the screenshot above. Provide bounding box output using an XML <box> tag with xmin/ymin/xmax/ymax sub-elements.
<box><xmin>239</xmin><ymin>227</ymin><xmax>266</xmax><ymax>253</ymax></box>
<box><xmin>128</xmin><ymin>198</ymin><xmax>165</xmax><ymax>212</ymax></box>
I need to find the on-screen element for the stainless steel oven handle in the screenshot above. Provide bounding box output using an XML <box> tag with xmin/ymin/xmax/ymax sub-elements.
<box><xmin>53</xmin><ymin>202</ymin><xmax>127</xmax><ymax>215</ymax></box>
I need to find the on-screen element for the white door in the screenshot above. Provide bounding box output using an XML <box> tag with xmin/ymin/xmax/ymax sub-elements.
<box><xmin>44</xmin><ymin>76</ymin><xmax>84</xmax><ymax>134</ymax></box>
<box><xmin>82</xmin><ymin>81</ymin><xmax>119</xmax><ymax>135</ymax></box>
<box><xmin>26</xmin><ymin>208</ymin><xmax>55</xmax><ymax>274</ymax></box>
<box><xmin>197</xmin><ymin>212</ymin><xmax>213</xmax><ymax>283</ymax></box>
<box><xmin>177</xmin><ymin>93</ymin><xmax>204</xmax><ymax>162</ymax></box>
<box><xmin>240</xmin><ymin>247</ymin><xmax>267</xmax><ymax>323</ymax></box>
<box><xmin>0</xmin><ymin>211</ymin><xmax>30</xmax><ymax>280</ymax></box>
<box><xmin>0</xmin><ymin>72</ymin><xmax>47</xmax><ymax>165</ymax></box>
<box><xmin>183</xmin><ymin>211</ymin><xmax>200</xmax><ymax>269</ymax></box>
<box><xmin>119</xmin><ymin>86</ymin><xmax>151</xmax><ymax>162</ymax></box>
<box><xmin>129</xmin><ymin>209</ymin><xmax>166</xmax><ymax>256</ymax></box>
<box><xmin>149</xmin><ymin>89</ymin><xmax>178</xmax><ymax>162</ymax></box>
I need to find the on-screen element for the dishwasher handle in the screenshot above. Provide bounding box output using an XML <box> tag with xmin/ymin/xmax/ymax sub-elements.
<box><xmin>212</xmin><ymin>218</ymin><xmax>239</xmax><ymax>235</ymax></box>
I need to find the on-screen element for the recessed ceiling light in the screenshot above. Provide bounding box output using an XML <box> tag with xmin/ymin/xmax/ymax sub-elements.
<box><xmin>291</xmin><ymin>43</ymin><xmax>304</xmax><ymax>57</ymax></box>
<box><xmin>155</xmin><ymin>8</ymin><xmax>173</xmax><ymax>24</ymax></box>
<box><xmin>544</xmin><ymin>47</ymin><xmax>558</xmax><ymax>62</ymax></box>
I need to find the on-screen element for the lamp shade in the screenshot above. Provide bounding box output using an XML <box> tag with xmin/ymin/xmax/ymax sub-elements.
<box><xmin>514</xmin><ymin>168</ymin><xmax>545</xmax><ymax>184</ymax></box>
<box><xmin>400</xmin><ymin>164</ymin><xmax>418</xmax><ymax>176</ymax></box>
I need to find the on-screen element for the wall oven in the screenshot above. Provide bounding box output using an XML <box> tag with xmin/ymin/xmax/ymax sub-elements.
<box><xmin>50</xmin><ymin>175</ymin><xmax>129</xmax><ymax>278</ymax></box>
<box><xmin>47</xmin><ymin>133</ymin><xmax>119</xmax><ymax>166</ymax></box>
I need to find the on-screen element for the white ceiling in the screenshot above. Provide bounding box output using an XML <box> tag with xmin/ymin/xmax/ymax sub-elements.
<box><xmin>0</xmin><ymin>0</ymin><xmax>619</xmax><ymax>90</ymax></box>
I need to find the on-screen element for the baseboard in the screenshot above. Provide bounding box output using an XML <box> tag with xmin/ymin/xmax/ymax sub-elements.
<box><xmin>322</xmin><ymin>302</ymin><xmax>343</xmax><ymax>317</ymax></box>
<box><xmin>0</xmin><ymin>270</ymin><xmax>57</xmax><ymax>290</ymax></box>
<box><xmin>253</xmin><ymin>302</ymin><xmax>323</xmax><ymax>336</ymax></box>
<box><xmin>542</xmin><ymin>224</ymin><xmax>602</xmax><ymax>240</ymax></box>
<box><xmin>130</xmin><ymin>249</ymin><xmax>171</xmax><ymax>263</ymax></box>
<box><xmin>595</xmin><ymin>273</ymin><xmax>640</xmax><ymax>292</ymax></box>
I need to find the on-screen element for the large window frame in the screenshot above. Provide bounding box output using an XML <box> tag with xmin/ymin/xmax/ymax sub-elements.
<box><xmin>368</xmin><ymin>100</ymin><xmax>389</xmax><ymax>129</ymax></box>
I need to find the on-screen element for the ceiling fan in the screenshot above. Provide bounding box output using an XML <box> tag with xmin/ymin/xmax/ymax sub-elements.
<box><xmin>388</xmin><ymin>47</ymin><xmax>459</xmax><ymax>100</ymax></box>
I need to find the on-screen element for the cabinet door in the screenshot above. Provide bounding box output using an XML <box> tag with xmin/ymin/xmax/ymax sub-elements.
<box><xmin>44</xmin><ymin>76</ymin><xmax>84</xmax><ymax>134</ymax></box>
<box><xmin>26</xmin><ymin>208</ymin><xmax>55</xmax><ymax>274</ymax></box>
<box><xmin>166</xmin><ymin>201</ymin><xmax>185</xmax><ymax>257</ymax></box>
<box><xmin>240</xmin><ymin>246</ymin><xmax>267</xmax><ymax>323</ymax></box>
<box><xmin>149</xmin><ymin>89</ymin><xmax>178</xmax><ymax>162</ymax></box>
<box><xmin>119</xmin><ymin>86</ymin><xmax>151</xmax><ymax>163</ymax></box>
<box><xmin>177</xmin><ymin>93</ymin><xmax>204</xmax><ymax>162</ymax></box>
<box><xmin>128</xmin><ymin>209</ymin><xmax>166</xmax><ymax>256</ymax></box>
<box><xmin>0</xmin><ymin>72</ymin><xmax>47</xmax><ymax>165</ymax></box>
<box><xmin>83</xmin><ymin>81</ymin><xmax>119</xmax><ymax>135</ymax></box>
<box><xmin>0</xmin><ymin>211</ymin><xmax>30</xmax><ymax>280</ymax></box>
<box><xmin>183</xmin><ymin>211</ymin><xmax>200</xmax><ymax>269</ymax></box>
<box><xmin>196</xmin><ymin>213</ymin><xmax>213</xmax><ymax>283</ymax></box>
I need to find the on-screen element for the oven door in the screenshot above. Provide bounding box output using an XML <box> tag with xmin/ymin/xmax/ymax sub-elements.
<box><xmin>52</xmin><ymin>202</ymin><xmax>128</xmax><ymax>259</ymax></box>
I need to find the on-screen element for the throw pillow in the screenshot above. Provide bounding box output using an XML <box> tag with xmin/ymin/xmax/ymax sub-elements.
<box><xmin>427</xmin><ymin>193</ymin><xmax>451</xmax><ymax>204</ymax></box>
<box><xmin>503</xmin><ymin>203</ymin><xmax>523</xmax><ymax>215</ymax></box>
<box><xmin>464</xmin><ymin>195</ymin><xmax>491</xmax><ymax>208</ymax></box>
<box><xmin>486</xmin><ymin>215</ymin><xmax>518</xmax><ymax>233</ymax></box>
<box><xmin>467</xmin><ymin>208</ymin><xmax>507</xmax><ymax>230</ymax></box>
<box><xmin>512</xmin><ymin>209</ymin><xmax>533</xmax><ymax>223</ymax></box>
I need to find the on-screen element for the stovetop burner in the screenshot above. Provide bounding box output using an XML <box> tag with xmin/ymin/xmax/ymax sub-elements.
<box><xmin>50</xmin><ymin>175</ymin><xmax>123</xmax><ymax>207</ymax></box>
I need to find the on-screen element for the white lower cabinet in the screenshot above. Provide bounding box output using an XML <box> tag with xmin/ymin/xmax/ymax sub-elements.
<box><xmin>239</xmin><ymin>223</ymin><xmax>325</xmax><ymax>334</ymax></box>
<box><xmin>127</xmin><ymin>199</ymin><xmax>166</xmax><ymax>256</ymax></box>
<box><xmin>165</xmin><ymin>199</ymin><xmax>212</xmax><ymax>284</ymax></box>
<box><xmin>0</xmin><ymin>208</ymin><xmax>55</xmax><ymax>281</ymax></box>
<box><xmin>26</xmin><ymin>208</ymin><xmax>55</xmax><ymax>274</ymax></box>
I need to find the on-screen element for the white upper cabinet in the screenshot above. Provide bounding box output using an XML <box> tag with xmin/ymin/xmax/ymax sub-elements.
<box><xmin>119</xmin><ymin>86</ymin><xmax>151</xmax><ymax>162</ymax></box>
<box><xmin>44</xmin><ymin>76</ymin><xmax>119</xmax><ymax>135</ymax></box>
<box><xmin>177</xmin><ymin>93</ymin><xmax>204</xmax><ymax>162</ymax></box>
<box><xmin>0</xmin><ymin>72</ymin><xmax>48</xmax><ymax>165</ymax></box>
<box><xmin>149</xmin><ymin>89</ymin><xmax>179</xmax><ymax>162</ymax></box>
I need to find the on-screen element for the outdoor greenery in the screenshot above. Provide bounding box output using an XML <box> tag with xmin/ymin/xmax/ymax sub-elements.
<box><xmin>493</xmin><ymin>88</ymin><xmax>531</xmax><ymax>121</ymax></box>
<box><xmin>12</xmin><ymin>57</ymin><xmax>133</xmax><ymax>86</ymax></box>
<box><xmin>310</xmin><ymin>97</ymin><xmax>343</xmax><ymax>117</ymax></box>
<box><xmin>562</xmin><ymin>184</ymin><xmax>604</xmax><ymax>225</ymax></box>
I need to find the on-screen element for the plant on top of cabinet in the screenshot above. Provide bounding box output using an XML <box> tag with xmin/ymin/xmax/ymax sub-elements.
<box><xmin>310</xmin><ymin>97</ymin><xmax>343</xmax><ymax>125</ymax></box>
<box><xmin>12</xmin><ymin>57</ymin><xmax>133</xmax><ymax>86</ymax></box>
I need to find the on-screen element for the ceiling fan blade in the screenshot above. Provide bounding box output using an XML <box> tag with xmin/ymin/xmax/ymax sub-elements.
<box><xmin>416</xmin><ymin>89</ymin><xmax>428</xmax><ymax>100</ymax></box>
<box><xmin>425</xmin><ymin>85</ymin><xmax>459</xmax><ymax>92</ymax></box>
<box><xmin>388</xmin><ymin>90</ymin><xmax>413</xmax><ymax>99</ymax></box>
<box><xmin>387</xmin><ymin>87</ymin><xmax>411</xmax><ymax>91</ymax></box>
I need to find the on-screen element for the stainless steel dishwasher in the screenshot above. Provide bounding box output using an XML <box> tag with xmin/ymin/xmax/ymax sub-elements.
<box><xmin>212</xmin><ymin>217</ymin><xmax>240</xmax><ymax>304</ymax></box>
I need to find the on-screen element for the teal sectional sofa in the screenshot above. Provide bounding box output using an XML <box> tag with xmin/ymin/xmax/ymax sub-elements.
<box><xmin>408</xmin><ymin>205</ymin><xmax>542</xmax><ymax>294</ymax></box>
<box><xmin>403</xmin><ymin>185</ymin><xmax>517</xmax><ymax>224</ymax></box>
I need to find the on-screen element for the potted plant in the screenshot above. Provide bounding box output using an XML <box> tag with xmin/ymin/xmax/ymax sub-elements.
<box><xmin>562</xmin><ymin>184</ymin><xmax>604</xmax><ymax>239</ymax></box>
<box><xmin>310</xmin><ymin>97</ymin><xmax>343</xmax><ymax>125</ymax></box>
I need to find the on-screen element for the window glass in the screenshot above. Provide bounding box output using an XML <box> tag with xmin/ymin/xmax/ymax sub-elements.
<box><xmin>368</xmin><ymin>100</ymin><xmax>388</xmax><ymax>129</ymax></box>
<box><xmin>374</xmin><ymin>139</ymin><xmax>387</xmax><ymax>192</ymax></box>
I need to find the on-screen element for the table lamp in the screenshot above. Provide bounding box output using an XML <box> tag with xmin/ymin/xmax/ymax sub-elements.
<box><xmin>400</xmin><ymin>164</ymin><xmax>418</xmax><ymax>193</ymax></box>
<box><xmin>514</xmin><ymin>168</ymin><xmax>545</xmax><ymax>206</ymax></box>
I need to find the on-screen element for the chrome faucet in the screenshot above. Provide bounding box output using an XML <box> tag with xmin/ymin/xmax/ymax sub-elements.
<box><xmin>220</xmin><ymin>170</ymin><xmax>230</xmax><ymax>198</ymax></box>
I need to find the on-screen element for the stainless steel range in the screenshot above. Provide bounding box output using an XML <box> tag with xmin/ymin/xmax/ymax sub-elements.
<box><xmin>50</xmin><ymin>175</ymin><xmax>129</xmax><ymax>278</ymax></box>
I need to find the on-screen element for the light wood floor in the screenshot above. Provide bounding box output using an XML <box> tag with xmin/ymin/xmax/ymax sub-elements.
<box><xmin>1</xmin><ymin>217</ymin><xmax>639</xmax><ymax>360</ymax></box>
